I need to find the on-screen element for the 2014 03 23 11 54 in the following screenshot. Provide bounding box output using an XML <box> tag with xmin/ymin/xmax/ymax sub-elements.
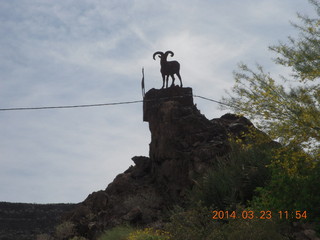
<box><xmin>212</xmin><ymin>210</ymin><xmax>307</xmax><ymax>220</ymax></box>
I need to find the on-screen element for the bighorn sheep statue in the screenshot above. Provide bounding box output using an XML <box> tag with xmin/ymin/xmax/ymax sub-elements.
<box><xmin>153</xmin><ymin>51</ymin><xmax>183</xmax><ymax>88</ymax></box>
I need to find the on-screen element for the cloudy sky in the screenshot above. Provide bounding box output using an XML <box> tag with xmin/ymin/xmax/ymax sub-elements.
<box><xmin>0</xmin><ymin>0</ymin><xmax>315</xmax><ymax>203</ymax></box>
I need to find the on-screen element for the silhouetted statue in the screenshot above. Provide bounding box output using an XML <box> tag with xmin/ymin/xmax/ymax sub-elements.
<box><xmin>153</xmin><ymin>51</ymin><xmax>183</xmax><ymax>89</ymax></box>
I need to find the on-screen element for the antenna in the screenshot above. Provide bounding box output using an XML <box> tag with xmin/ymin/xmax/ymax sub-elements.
<box><xmin>141</xmin><ymin>67</ymin><xmax>145</xmax><ymax>98</ymax></box>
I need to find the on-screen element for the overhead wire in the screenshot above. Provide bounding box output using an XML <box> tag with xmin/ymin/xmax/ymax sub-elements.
<box><xmin>0</xmin><ymin>100</ymin><xmax>144</xmax><ymax>111</ymax></box>
<box><xmin>193</xmin><ymin>95</ymin><xmax>234</xmax><ymax>108</ymax></box>
<box><xmin>0</xmin><ymin>94</ymin><xmax>233</xmax><ymax>112</ymax></box>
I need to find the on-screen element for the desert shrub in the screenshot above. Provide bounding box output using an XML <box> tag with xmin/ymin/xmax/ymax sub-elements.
<box><xmin>212</xmin><ymin>217</ymin><xmax>288</xmax><ymax>240</ymax></box>
<box><xmin>165</xmin><ymin>204</ymin><xmax>220</xmax><ymax>240</ymax></box>
<box><xmin>36</xmin><ymin>234</ymin><xmax>53</xmax><ymax>240</ymax></box>
<box><xmin>97</xmin><ymin>225</ymin><xmax>135</xmax><ymax>240</ymax></box>
<box><xmin>69</xmin><ymin>236</ymin><xmax>87</xmax><ymax>240</ymax></box>
<box><xmin>55</xmin><ymin>221</ymin><xmax>75</xmax><ymax>240</ymax></box>
<box><xmin>165</xmin><ymin>203</ymin><xmax>289</xmax><ymax>240</ymax></box>
<box><xmin>251</xmin><ymin>146</ymin><xmax>320</xmax><ymax>221</ymax></box>
<box><xmin>127</xmin><ymin>228</ymin><xmax>171</xmax><ymax>240</ymax></box>
<box><xmin>189</xmin><ymin>141</ymin><xmax>273</xmax><ymax>209</ymax></box>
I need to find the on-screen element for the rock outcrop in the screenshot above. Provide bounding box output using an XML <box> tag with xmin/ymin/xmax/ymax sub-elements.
<box><xmin>65</xmin><ymin>87</ymin><xmax>270</xmax><ymax>239</ymax></box>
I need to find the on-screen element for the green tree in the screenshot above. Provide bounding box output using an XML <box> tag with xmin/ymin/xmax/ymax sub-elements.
<box><xmin>221</xmin><ymin>0</ymin><xmax>320</xmax><ymax>220</ymax></box>
<box><xmin>221</xmin><ymin>0</ymin><xmax>320</xmax><ymax>158</ymax></box>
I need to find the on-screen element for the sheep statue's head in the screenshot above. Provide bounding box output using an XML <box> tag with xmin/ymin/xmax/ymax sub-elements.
<box><xmin>153</xmin><ymin>51</ymin><xmax>174</xmax><ymax>61</ymax></box>
<box><xmin>152</xmin><ymin>50</ymin><xmax>182</xmax><ymax>89</ymax></box>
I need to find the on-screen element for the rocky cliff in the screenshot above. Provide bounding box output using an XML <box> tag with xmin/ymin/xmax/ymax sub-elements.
<box><xmin>65</xmin><ymin>87</ymin><xmax>271</xmax><ymax>239</ymax></box>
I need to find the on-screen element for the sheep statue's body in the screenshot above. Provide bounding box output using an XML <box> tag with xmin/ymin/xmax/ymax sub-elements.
<box><xmin>153</xmin><ymin>51</ymin><xmax>183</xmax><ymax>89</ymax></box>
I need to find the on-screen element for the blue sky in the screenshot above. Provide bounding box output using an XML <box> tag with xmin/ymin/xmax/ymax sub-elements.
<box><xmin>0</xmin><ymin>0</ymin><xmax>315</xmax><ymax>203</ymax></box>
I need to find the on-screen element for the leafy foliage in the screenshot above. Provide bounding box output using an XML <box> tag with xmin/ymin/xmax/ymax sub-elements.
<box><xmin>97</xmin><ymin>226</ymin><xmax>135</xmax><ymax>240</ymax></box>
<box><xmin>165</xmin><ymin>204</ymin><xmax>220</xmax><ymax>240</ymax></box>
<box><xmin>36</xmin><ymin>234</ymin><xmax>54</xmax><ymax>240</ymax></box>
<box><xmin>69</xmin><ymin>237</ymin><xmax>87</xmax><ymax>240</ymax></box>
<box><xmin>251</xmin><ymin>147</ymin><xmax>320</xmax><ymax>220</ymax></box>
<box><xmin>97</xmin><ymin>226</ymin><xmax>171</xmax><ymax>240</ymax></box>
<box><xmin>127</xmin><ymin>228</ymin><xmax>171</xmax><ymax>240</ymax></box>
<box><xmin>212</xmin><ymin>217</ymin><xmax>289</xmax><ymax>240</ymax></box>
<box><xmin>270</xmin><ymin>0</ymin><xmax>320</xmax><ymax>82</ymax></box>
<box><xmin>221</xmin><ymin>0</ymin><xmax>320</xmax><ymax>223</ymax></box>
<box><xmin>222</xmin><ymin>62</ymin><xmax>319</xmax><ymax>156</ymax></box>
<box><xmin>189</xmin><ymin>140</ymin><xmax>273</xmax><ymax>209</ymax></box>
<box><xmin>221</xmin><ymin>1</ymin><xmax>320</xmax><ymax>158</ymax></box>
<box><xmin>165</xmin><ymin>204</ymin><xmax>289</xmax><ymax>240</ymax></box>
<box><xmin>55</xmin><ymin>221</ymin><xmax>75</xmax><ymax>240</ymax></box>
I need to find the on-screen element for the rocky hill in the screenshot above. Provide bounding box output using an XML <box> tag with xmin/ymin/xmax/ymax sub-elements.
<box><xmin>64</xmin><ymin>86</ymin><xmax>276</xmax><ymax>239</ymax></box>
<box><xmin>2</xmin><ymin>87</ymin><xmax>318</xmax><ymax>240</ymax></box>
<box><xmin>0</xmin><ymin>202</ymin><xmax>75</xmax><ymax>240</ymax></box>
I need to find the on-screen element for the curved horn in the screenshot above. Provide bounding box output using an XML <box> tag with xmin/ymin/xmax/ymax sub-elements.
<box><xmin>165</xmin><ymin>51</ymin><xmax>174</xmax><ymax>58</ymax></box>
<box><xmin>153</xmin><ymin>51</ymin><xmax>164</xmax><ymax>60</ymax></box>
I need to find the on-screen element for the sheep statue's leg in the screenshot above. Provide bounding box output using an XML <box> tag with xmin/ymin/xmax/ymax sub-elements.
<box><xmin>176</xmin><ymin>72</ymin><xmax>183</xmax><ymax>87</ymax></box>
<box><xmin>165</xmin><ymin>75</ymin><xmax>170</xmax><ymax>88</ymax></box>
<box><xmin>161</xmin><ymin>74</ymin><xmax>165</xmax><ymax>89</ymax></box>
<box><xmin>170</xmin><ymin>75</ymin><xmax>175</xmax><ymax>87</ymax></box>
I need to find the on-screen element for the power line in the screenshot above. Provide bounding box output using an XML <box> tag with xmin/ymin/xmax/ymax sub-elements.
<box><xmin>0</xmin><ymin>100</ymin><xmax>143</xmax><ymax>111</ymax></box>
<box><xmin>0</xmin><ymin>94</ymin><xmax>232</xmax><ymax>112</ymax></box>
<box><xmin>193</xmin><ymin>95</ymin><xmax>234</xmax><ymax>108</ymax></box>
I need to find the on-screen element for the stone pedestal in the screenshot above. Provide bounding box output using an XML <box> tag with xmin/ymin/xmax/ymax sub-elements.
<box><xmin>143</xmin><ymin>86</ymin><xmax>193</xmax><ymax>122</ymax></box>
